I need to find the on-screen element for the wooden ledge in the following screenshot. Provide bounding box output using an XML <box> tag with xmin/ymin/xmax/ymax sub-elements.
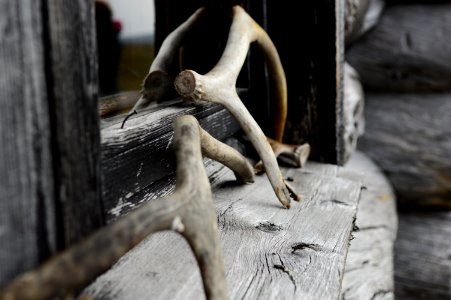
<box><xmin>84</xmin><ymin>159</ymin><xmax>362</xmax><ymax>299</ymax></box>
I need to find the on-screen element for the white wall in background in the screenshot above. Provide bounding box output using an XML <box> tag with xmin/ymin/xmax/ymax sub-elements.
<box><xmin>107</xmin><ymin>0</ymin><xmax>155</xmax><ymax>40</ymax></box>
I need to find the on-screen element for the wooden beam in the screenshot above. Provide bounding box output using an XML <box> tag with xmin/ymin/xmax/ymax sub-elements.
<box><xmin>0</xmin><ymin>0</ymin><xmax>57</xmax><ymax>286</ymax></box>
<box><xmin>358</xmin><ymin>93</ymin><xmax>451</xmax><ymax>206</ymax></box>
<box><xmin>44</xmin><ymin>0</ymin><xmax>104</xmax><ymax>245</ymax></box>
<box><xmin>101</xmin><ymin>99</ymin><xmax>241</xmax><ymax>221</ymax></box>
<box><xmin>348</xmin><ymin>3</ymin><xmax>451</xmax><ymax>92</ymax></box>
<box><xmin>394</xmin><ymin>211</ymin><xmax>451</xmax><ymax>300</ymax></box>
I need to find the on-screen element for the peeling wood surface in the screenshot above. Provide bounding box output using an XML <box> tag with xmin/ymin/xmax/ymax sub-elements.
<box><xmin>347</xmin><ymin>3</ymin><xmax>451</xmax><ymax>92</ymax></box>
<box><xmin>85</xmin><ymin>159</ymin><xmax>362</xmax><ymax>299</ymax></box>
<box><xmin>358</xmin><ymin>93</ymin><xmax>451</xmax><ymax>206</ymax></box>
<box><xmin>340</xmin><ymin>152</ymin><xmax>398</xmax><ymax>300</ymax></box>
<box><xmin>101</xmin><ymin>99</ymin><xmax>240</xmax><ymax>221</ymax></box>
<box><xmin>394</xmin><ymin>211</ymin><xmax>451</xmax><ymax>300</ymax></box>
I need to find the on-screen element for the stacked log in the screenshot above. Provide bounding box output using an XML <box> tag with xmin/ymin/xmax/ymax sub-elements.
<box><xmin>347</xmin><ymin>3</ymin><xmax>451</xmax><ymax>207</ymax></box>
<box><xmin>347</xmin><ymin>4</ymin><xmax>451</xmax><ymax>299</ymax></box>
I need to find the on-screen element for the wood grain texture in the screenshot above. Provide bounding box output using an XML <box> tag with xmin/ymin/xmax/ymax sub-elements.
<box><xmin>85</xmin><ymin>159</ymin><xmax>362</xmax><ymax>299</ymax></box>
<box><xmin>45</xmin><ymin>0</ymin><xmax>104</xmax><ymax>245</ymax></box>
<box><xmin>101</xmin><ymin>99</ymin><xmax>240</xmax><ymax>221</ymax></box>
<box><xmin>0</xmin><ymin>0</ymin><xmax>57</xmax><ymax>286</ymax></box>
<box><xmin>394</xmin><ymin>211</ymin><xmax>451</xmax><ymax>300</ymax></box>
<box><xmin>347</xmin><ymin>3</ymin><xmax>451</xmax><ymax>92</ymax></box>
<box><xmin>340</xmin><ymin>152</ymin><xmax>398</xmax><ymax>300</ymax></box>
<box><xmin>358</xmin><ymin>93</ymin><xmax>451</xmax><ymax>205</ymax></box>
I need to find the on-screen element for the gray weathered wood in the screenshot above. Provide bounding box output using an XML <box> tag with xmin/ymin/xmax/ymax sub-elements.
<box><xmin>85</xmin><ymin>160</ymin><xmax>362</xmax><ymax>299</ymax></box>
<box><xmin>345</xmin><ymin>0</ymin><xmax>384</xmax><ymax>45</ymax></box>
<box><xmin>347</xmin><ymin>3</ymin><xmax>451</xmax><ymax>91</ymax></box>
<box><xmin>394</xmin><ymin>211</ymin><xmax>451</xmax><ymax>300</ymax></box>
<box><xmin>1</xmin><ymin>116</ymin><xmax>249</xmax><ymax>300</ymax></box>
<box><xmin>340</xmin><ymin>152</ymin><xmax>398</xmax><ymax>300</ymax></box>
<box><xmin>343</xmin><ymin>63</ymin><xmax>365</xmax><ymax>163</ymax></box>
<box><xmin>46</xmin><ymin>0</ymin><xmax>104</xmax><ymax>245</ymax></box>
<box><xmin>358</xmin><ymin>93</ymin><xmax>451</xmax><ymax>206</ymax></box>
<box><xmin>0</xmin><ymin>0</ymin><xmax>57</xmax><ymax>286</ymax></box>
<box><xmin>101</xmin><ymin>99</ymin><xmax>240</xmax><ymax>220</ymax></box>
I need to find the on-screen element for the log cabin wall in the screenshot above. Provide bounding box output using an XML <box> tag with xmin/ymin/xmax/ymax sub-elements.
<box><xmin>347</xmin><ymin>2</ymin><xmax>451</xmax><ymax>207</ymax></box>
<box><xmin>346</xmin><ymin>4</ymin><xmax>451</xmax><ymax>299</ymax></box>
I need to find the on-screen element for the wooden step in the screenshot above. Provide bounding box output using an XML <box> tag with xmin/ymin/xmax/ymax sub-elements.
<box><xmin>83</xmin><ymin>160</ymin><xmax>362</xmax><ymax>299</ymax></box>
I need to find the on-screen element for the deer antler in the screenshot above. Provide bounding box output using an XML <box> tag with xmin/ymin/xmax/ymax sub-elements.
<box><xmin>175</xmin><ymin>5</ymin><xmax>299</xmax><ymax>208</ymax></box>
<box><xmin>0</xmin><ymin>115</ymin><xmax>254</xmax><ymax>300</ymax></box>
<box><xmin>121</xmin><ymin>8</ymin><xmax>206</xmax><ymax>128</ymax></box>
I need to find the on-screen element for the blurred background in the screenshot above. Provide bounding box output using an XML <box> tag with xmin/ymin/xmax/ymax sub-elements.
<box><xmin>95</xmin><ymin>0</ymin><xmax>155</xmax><ymax>95</ymax></box>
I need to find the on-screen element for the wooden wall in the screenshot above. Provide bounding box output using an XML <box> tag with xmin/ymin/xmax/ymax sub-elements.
<box><xmin>0</xmin><ymin>0</ymin><xmax>103</xmax><ymax>286</ymax></box>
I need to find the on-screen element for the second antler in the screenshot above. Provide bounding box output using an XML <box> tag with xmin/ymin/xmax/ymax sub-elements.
<box><xmin>175</xmin><ymin>5</ymin><xmax>300</xmax><ymax>208</ymax></box>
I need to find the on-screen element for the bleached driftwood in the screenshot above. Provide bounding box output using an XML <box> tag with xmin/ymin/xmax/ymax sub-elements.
<box><xmin>0</xmin><ymin>116</ymin><xmax>256</xmax><ymax>300</ymax></box>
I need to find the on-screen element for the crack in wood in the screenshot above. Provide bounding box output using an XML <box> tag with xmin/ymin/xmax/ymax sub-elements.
<box><xmin>255</xmin><ymin>221</ymin><xmax>283</xmax><ymax>233</ymax></box>
<box><xmin>370</xmin><ymin>289</ymin><xmax>392</xmax><ymax>300</ymax></box>
<box><xmin>273</xmin><ymin>255</ymin><xmax>296</xmax><ymax>291</ymax></box>
<box><xmin>322</xmin><ymin>199</ymin><xmax>352</xmax><ymax>207</ymax></box>
<box><xmin>358</xmin><ymin>225</ymin><xmax>393</xmax><ymax>232</ymax></box>
<box><xmin>291</xmin><ymin>242</ymin><xmax>322</xmax><ymax>254</ymax></box>
<box><xmin>241</xmin><ymin>268</ymin><xmax>259</xmax><ymax>300</ymax></box>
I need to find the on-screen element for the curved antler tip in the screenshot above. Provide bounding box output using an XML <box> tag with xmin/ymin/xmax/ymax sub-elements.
<box><xmin>174</xmin><ymin>70</ymin><xmax>203</xmax><ymax>101</ymax></box>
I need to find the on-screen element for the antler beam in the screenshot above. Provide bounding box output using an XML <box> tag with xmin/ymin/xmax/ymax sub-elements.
<box><xmin>175</xmin><ymin>5</ymin><xmax>297</xmax><ymax>208</ymax></box>
<box><xmin>121</xmin><ymin>8</ymin><xmax>205</xmax><ymax>128</ymax></box>
<box><xmin>0</xmin><ymin>115</ymin><xmax>254</xmax><ymax>300</ymax></box>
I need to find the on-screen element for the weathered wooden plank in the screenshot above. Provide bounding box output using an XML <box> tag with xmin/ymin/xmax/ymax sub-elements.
<box><xmin>347</xmin><ymin>3</ymin><xmax>451</xmax><ymax>92</ymax></box>
<box><xmin>340</xmin><ymin>152</ymin><xmax>398</xmax><ymax>300</ymax></box>
<box><xmin>394</xmin><ymin>211</ymin><xmax>451</xmax><ymax>300</ymax></box>
<box><xmin>45</xmin><ymin>0</ymin><xmax>104</xmax><ymax>245</ymax></box>
<box><xmin>101</xmin><ymin>99</ymin><xmax>240</xmax><ymax>221</ymax></box>
<box><xmin>358</xmin><ymin>93</ymin><xmax>451</xmax><ymax>206</ymax></box>
<box><xmin>0</xmin><ymin>0</ymin><xmax>57</xmax><ymax>286</ymax></box>
<box><xmin>85</xmin><ymin>161</ymin><xmax>362</xmax><ymax>299</ymax></box>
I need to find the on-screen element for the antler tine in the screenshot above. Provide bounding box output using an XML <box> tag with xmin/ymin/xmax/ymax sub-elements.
<box><xmin>0</xmin><ymin>114</ymin><xmax>261</xmax><ymax>300</ymax></box>
<box><xmin>121</xmin><ymin>7</ymin><xmax>206</xmax><ymax>129</ymax></box>
<box><xmin>175</xmin><ymin>5</ymin><xmax>298</xmax><ymax>208</ymax></box>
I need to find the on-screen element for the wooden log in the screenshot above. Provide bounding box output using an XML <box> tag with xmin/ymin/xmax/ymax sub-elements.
<box><xmin>358</xmin><ymin>93</ymin><xmax>451</xmax><ymax>206</ymax></box>
<box><xmin>340</xmin><ymin>152</ymin><xmax>398</xmax><ymax>300</ymax></box>
<box><xmin>345</xmin><ymin>0</ymin><xmax>384</xmax><ymax>45</ymax></box>
<box><xmin>343</xmin><ymin>63</ymin><xmax>365</xmax><ymax>163</ymax></box>
<box><xmin>347</xmin><ymin>3</ymin><xmax>451</xmax><ymax>92</ymax></box>
<box><xmin>0</xmin><ymin>0</ymin><xmax>57</xmax><ymax>286</ymax></box>
<box><xmin>394</xmin><ymin>211</ymin><xmax>451</xmax><ymax>300</ymax></box>
<box><xmin>84</xmin><ymin>160</ymin><xmax>362</xmax><ymax>299</ymax></box>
